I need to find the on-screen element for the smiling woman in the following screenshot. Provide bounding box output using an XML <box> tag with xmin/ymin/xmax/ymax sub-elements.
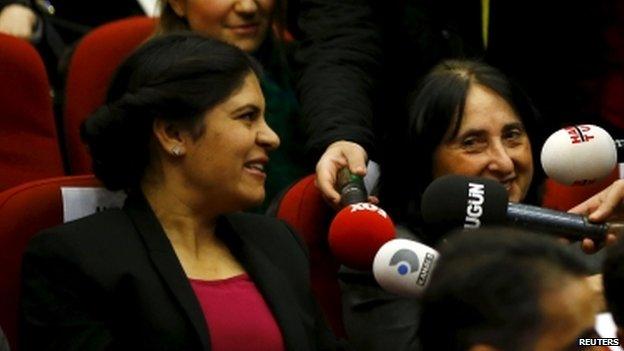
<box><xmin>160</xmin><ymin>0</ymin><xmax>276</xmax><ymax>52</ymax></box>
<box><xmin>157</xmin><ymin>72</ymin><xmax>280</xmax><ymax>212</ymax></box>
<box><xmin>379</xmin><ymin>59</ymin><xmax>545</xmax><ymax>239</ymax></box>
<box><xmin>341</xmin><ymin>59</ymin><xmax>547</xmax><ymax>351</ymax></box>
<box><xmin>156</xmin><ymin>0</ymin><xmax>308</xmax><ymax>211</ymax></box>
<box><xmin>19</xmin><ymin>33</ymin><xmax>341</xmax><ymax>350</ymax></box>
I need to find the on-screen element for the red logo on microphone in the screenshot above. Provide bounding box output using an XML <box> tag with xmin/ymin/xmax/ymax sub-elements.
<box><xmin>565</xmin><ymin>125</ymin><xmax>595</xmax><ymax>144</ymax></box>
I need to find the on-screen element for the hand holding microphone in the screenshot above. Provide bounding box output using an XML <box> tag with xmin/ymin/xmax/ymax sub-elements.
<box><xmin>328</xmin><ymin>169</ymin><xmax>442</xmax><ymax>297</ymax></box>
<box><xmin>328</xmin><ymin>168</ymin><xmax>395</xmax><ymax>270</ymax></box>
<box><xmin>541</xmin><ymin>124</ymin><xmax>624</xmax><ymax>251</ymax></box>
<box><xmin>329</xmin><ymin>169</ymin><xmax>441</xmax><ymax>296</ymax></box>
<box><xmin>420</xmin><ymin>175</ymin><xmax>618</xmax><ymax>241</ymax></box>
<box><xmin>568</xmin><ymin>180</ymin><xmax>624</xmax><ymax>252</ymax></box>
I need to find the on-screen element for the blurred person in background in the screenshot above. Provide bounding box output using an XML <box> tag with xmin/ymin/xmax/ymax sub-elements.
<box><xmin>419</xmin><ymin>227</ymin><xmax>599</xmax><ymax>351</ymax></box>
<box><xmin>0</xmin><ymin>0</ymin><xmax>149</xmax><ymax>86</ymax></box>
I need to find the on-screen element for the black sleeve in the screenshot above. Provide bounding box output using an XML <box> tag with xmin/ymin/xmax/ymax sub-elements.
<box><xmin>295</xmin><ymin>0</ymin><xmax>382</xmax><ymax>159</ymax></box>
<box><xmin>19</xmin><ymin>231</ymin><xmax>116</xmax><ymax>351</ymax></box>
<box><xmin>0</xmin><ymin>0</ymin><xmax>31</xmax><ymax>10</ymax></box>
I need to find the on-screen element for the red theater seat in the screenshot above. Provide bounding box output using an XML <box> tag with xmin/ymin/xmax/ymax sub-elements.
<box><xmin>273</xmin><ymin>175</ymin><xmax>346</xmax><ymax>337</ymax></box>
<box><xmin>64</xmin><ymin>16</ymin><xmax>156</xmax><ymax>174</ymax></box>
<box><xmin>542</xmin><ymin>168</ymin><xmax>620</xmax><ymax>211</ymax></box>
<box><xmin>0</xmin><ymin>175</ymin><xmax>101</xmax><ymax>350</ymax></box>
<box><xmin>0</xmin><ymin>33</ymin><xmax>64</xmax><ymax>191</ymax></box>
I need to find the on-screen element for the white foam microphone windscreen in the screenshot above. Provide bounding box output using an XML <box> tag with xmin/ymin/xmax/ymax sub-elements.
<box><xmin>541</xmin><ymin>125</ymin><xmax>617</xmax><ymax>185</ymax></box>
<box><xmin>372</xmin><ymin>239</ymin><xmax>439</xmax><ymax>297</ymax></box>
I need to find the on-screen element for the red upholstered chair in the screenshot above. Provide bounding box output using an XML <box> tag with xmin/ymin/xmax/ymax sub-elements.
<box><xmin>64</xmin><ymin>16</ymin><xmax>156</xmax><ymax>174</ymax></box>
<box><xmin>542</xmin><ymin>168</ymin><xmax>620</xmax><ymax>211</ymax></box>
<box><xmin>0</xmin><ymin>175</ymin><xmax>102</xmax><ymax>350</ymax></box>
<box><xmin>273</xmin><ymin>174</ymin><xmax>346</xmax><ymax>337</ymax></box>
<box><xmin>0</xmin><ymin>33</ymin><xmax>65</xmax><ymax>191</ymax></box>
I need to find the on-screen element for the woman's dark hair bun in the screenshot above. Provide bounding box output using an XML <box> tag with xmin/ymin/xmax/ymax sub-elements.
<box><xmin>81</xmin><ymin>101</ymin><xmax>151</xmax><ymax>191</ymax></box>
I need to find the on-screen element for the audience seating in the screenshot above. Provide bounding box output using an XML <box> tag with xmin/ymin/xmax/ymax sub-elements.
<box><xmin>64</xmin><ymin>16</ymin><xmax>156</xmax><ymax>174</ymax></box>
<box><xmin>0</xmin><ymin>175</ymin><xmax>102</xmax><ymax>350</ymax></box>
<box><xmin>273</xmin><ymin>174</ymin><xmax>346</xmax><ymax>337</ymax></box>
<box><xmin>0</xmin><ymin>33</ymin><xmax>65</xmax><ymax>191</ymax></box>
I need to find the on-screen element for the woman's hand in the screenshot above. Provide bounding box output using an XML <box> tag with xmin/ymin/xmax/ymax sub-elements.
<box><xmin>315</xmin><ymin>140</ymin><xmax>368</xmax><ymax>208</ymax></box>
<box><xmin>586</xmin><ymin>274</ymin><xmax>606</xmax><ymax>312</ymax></box>
<box><xmin>568</xmin><ymin>179</ymin><xmax>624</xmax><ymax>253</ymax></box>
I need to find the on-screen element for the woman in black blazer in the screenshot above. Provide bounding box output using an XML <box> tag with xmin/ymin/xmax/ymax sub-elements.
<box><xmin>19</xmin><ymin>33</ymin><xmax>341</xmax><ymax>351</ymax></box>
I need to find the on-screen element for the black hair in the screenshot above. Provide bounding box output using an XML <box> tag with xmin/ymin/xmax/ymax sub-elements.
<box><xmin>418</xmin><ymin>227</ymin><xmax>590</xmax><ymax>351</ymax></box>
<box><xmin>81</xmin><ymin>32</ymin><xmax>262</xmax><ymax>191</ymax></box>
<box><xmin>603</xmin><ymin>236</ymin><xmax>624</xmax><ymax>328</ymax></box>
<box><xmin>379</xmin><ymin>59</ymin><xmax>545</xmax><ymax>242</ymax></box>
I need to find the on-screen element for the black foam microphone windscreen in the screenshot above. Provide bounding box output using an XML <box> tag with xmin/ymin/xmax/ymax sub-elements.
<box><xmin>421</xmin><ymin>175</ymin><xmax>508</xmax><ymax>236</ymax></box>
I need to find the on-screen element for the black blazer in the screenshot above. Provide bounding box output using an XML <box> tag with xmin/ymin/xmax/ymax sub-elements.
<box><xmin>19</xmin><ymin>193</ymin><xmax>341</xmax><ymax>350</ymax></box>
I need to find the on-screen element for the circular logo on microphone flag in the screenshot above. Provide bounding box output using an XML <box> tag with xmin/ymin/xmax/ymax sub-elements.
<box><xmin>373</xmin><ymin>239</ymin><xmax>439</xmax><ymax>297</ymax></box>
<box><xmin>390</xmin><ymin>249</ymin><xmax>420</xmax><ymax>275</ymax></box>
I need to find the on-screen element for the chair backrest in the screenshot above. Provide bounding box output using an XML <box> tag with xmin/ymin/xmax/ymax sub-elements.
<box><xmin>0</xmin><ymin>33</ymin><xmax>65</xmax><ymax>191</ymax></box>
<box><xmin>64</xmin><ymin>16</ymin><xmax>156</xmax><ymax>174</ymax></box>
<box><xmin>274</xmin><ymin>175</ymin><xmax>346</xmax><ymax>337</ymax></box>
<box><xmin>0</xmin><ymin>175</ymin><xmax>116</xmax><ymax>350</ymax></box>
<box><xmin>542</xmin><ymin>168</ymin><xmax>620</xmax><ymax>211</ymax></box>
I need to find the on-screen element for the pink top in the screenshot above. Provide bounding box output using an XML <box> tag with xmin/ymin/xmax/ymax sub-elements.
<box><xmin>189</xmin><ymin>274</ymin><xmax>285</xmax><ymax>351</ymax></box>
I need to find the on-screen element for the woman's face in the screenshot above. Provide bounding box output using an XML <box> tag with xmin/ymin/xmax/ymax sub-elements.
<box><xmin>169</xmin><ymin>0</ymin><xmax>275</xmax><ymax>53</ymax></box>
<box><xmin>432</xmin><ymin>84</ymin><xmax>534</xmax><ymax>202</ymax></box>
<box><xmin>182</xmin><ymin>72</ymin><xmax>280</xmax><ymax>210</ymax></box>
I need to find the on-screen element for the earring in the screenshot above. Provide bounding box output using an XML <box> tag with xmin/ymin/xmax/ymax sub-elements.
<box><xmin>171</xmin><ymin>145</ymin><xmax>183</xmax><ymax>156</ymax></box>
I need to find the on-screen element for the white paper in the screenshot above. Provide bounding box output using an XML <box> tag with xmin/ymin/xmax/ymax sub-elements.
<box><xmin>61</xmin><ymin>187</ymin><xmax>126</xmax><ymax>223</ymax></box>
<box><xmin>136</xmin><ymin>0</ymin><xmax>160</xmax><ymax>17</ymax></box>
<box><xmin>364</xmin><ymin>160</ymin><xmax>380</xmax><ymax>194</ymax></box>
<box><xmin>595</xmin><ymin>312</ymin><xmax>623</xmax><ymax>351</ymax></box>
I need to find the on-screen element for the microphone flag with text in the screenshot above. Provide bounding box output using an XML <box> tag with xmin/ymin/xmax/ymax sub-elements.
<box><xmin>421</xmin><ymin>175</ymin><xmax>608</xmax><ymax>241</ymax></box>
<box><xmin>328</xmin><ymin>169</ymin><xmax>396</xmax><ymax>270</ymax></box>
<box><xmin>541</xmin><ymin>124</ymin><xmax>617</xmax><ymax>185</ymax></box>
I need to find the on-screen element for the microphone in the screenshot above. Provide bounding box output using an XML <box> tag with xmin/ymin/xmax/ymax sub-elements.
<box><xmin>541</xmin><ymin>125</ymin><xmax>617</xmax><ymax>185</ymax></box>
<box><xmin>328</xmin><ymin>169</ymin><xmax>396</xmax><ymax>270</ymax></box>
<box><xmin>337</xmin><ymin>167</ymin><xmax>368</xmax><ymax>207</ymax></box>
<box><xmin>421</xmin><ymin>175</ymin><xmax>608</xmax><ymax>241</ymax></box>
<box><xmin>372</xmin><ymin>239</ymin><xmax>439</xmax><ymax>297</ymax></box>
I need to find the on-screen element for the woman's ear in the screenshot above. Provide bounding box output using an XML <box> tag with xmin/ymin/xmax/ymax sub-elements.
<box><xmin>167</xmin><ymin>0</ymin><xmax>186</xmax><ymax>17</ymax></box>
<box><xmin>153</xmin><ymin>118</ymin><xmax>186</xmax><ymax>157</ymax></box>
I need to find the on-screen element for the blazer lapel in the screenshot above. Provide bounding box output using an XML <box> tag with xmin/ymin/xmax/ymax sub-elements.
<box><xmin>123</xmin><ymin>193</ymin><xmax>211</xmax><ymax>350</ymax></box>
<box><xmin>221</xmin><ymin>216</ymin><xmax>310</xmax><ymax>351</ymax></box>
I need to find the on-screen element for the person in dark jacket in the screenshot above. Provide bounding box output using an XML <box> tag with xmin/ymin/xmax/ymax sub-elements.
<box><xmin>296</xmin><ymin>0</ymin><xmax>608</xmax><ymax>209</ymax></box>
<box><xmin>19</xmin><ymin>33</ymin><xmax>341</xmax><ymax>351</ymax></box>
